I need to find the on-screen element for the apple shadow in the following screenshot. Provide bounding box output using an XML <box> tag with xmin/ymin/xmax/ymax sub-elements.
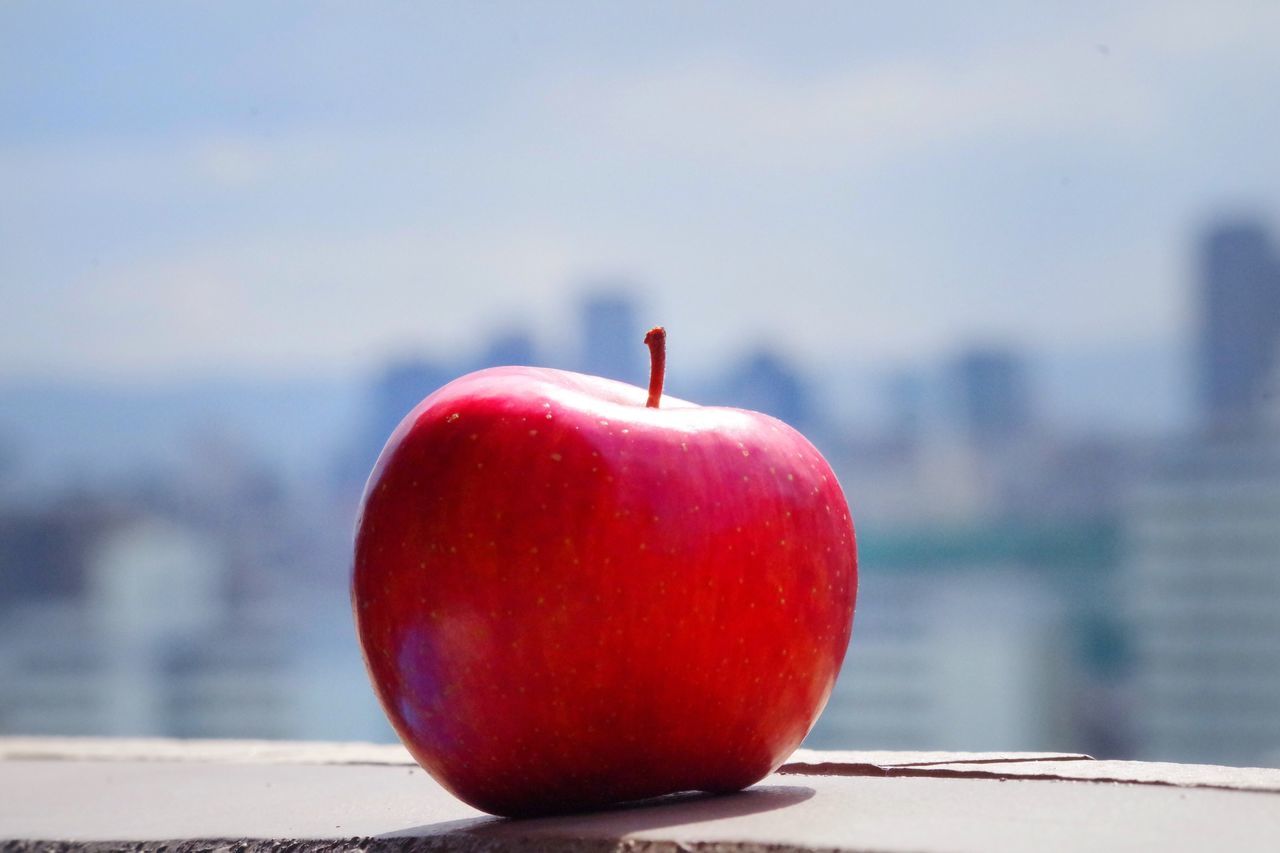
<box><xmin>378</xmin><ymin>784</ymin><xmax>816</xmax><ymax>844</ymax></box>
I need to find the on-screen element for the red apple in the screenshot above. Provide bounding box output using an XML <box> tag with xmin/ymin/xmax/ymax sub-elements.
<box><xmin>352</xmin><ymin>329</ymin><xmax>856</xmax><ymax>816</ymax></box>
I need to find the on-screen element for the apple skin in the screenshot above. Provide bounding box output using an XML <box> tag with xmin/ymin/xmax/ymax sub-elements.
<box><xmin>352</xmin><ymin>366</ymin><xmax>856</xmax><ymax>817</ymax></box>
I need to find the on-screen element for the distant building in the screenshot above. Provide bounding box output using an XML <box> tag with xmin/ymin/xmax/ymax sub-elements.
<box><xmin>371</xmin><ymin>360</ymin><xmax>451</xmax><ymax>440</ymax></box>
<box><xmin>822</xmin><ymin>432</ymin><xmax>997</xmax><ymax>526</ymax></box>
<box><xmin>0</xmin><ymin>503</ymin><xmax>115</xmax><ymax>606</ymax></box>
<box><xmin>808</xmin><ymin>569</ymin><xmax>1074</xmax><ymax>752</ymax></box>
<box><xmin>1197</xmin><ymin>221</ymin><xmax>1280</xmax><ymax>430</ymax></box>
<box><xmin>950</xmin><ymin>347</ymin><xmax>1032</xmax><ymax>447</ymax></box>
<box><xmin>1124</xmin><ymin>427</ymin><xmax>1280</xmax><ymax>765</ymax></box>
<box><xmin>580</xmin><ymin>291</ymin><xmax>643</xmax><ymax>384</ymax></box>
<box><xmin>476</xmin><ymin>328</ymin><xmax>539</xmax><ymax>370</ymax></box>
<box><xmin>886</xmin><ymin>371</ymin><xmax>926</xmax><ymax>448</ymax></box>
<box><xmin>0</xmin><ymin>505</ymin><xmax>388</xmax><ymax>741</ymax></box>
<box><xmin>0</xmin><ymin>513</ymin><xmax>228</xmax><ymax>735</ymax></box>
<box><xmin>338</xmin><ymin>358</ymin><xmax>452</xmax><ymax>489</ymax></box>
<box><xmin>719</xmin><ymin>349</ymin><xmax>812</xmax><ymax>430</ymax></box>
<box><xmin>805</xmin><ymin>519</ymin><xmax>1123</xmax><ymax>755</ymax></box>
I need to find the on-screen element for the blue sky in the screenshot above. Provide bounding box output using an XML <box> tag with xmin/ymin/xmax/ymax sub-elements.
<box><xmin>3</xmin><ymin>1</ymin><xmax>1279</xmax><ymax>382</ymax></box>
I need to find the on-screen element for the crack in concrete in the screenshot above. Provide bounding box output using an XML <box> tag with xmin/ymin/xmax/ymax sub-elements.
<box><xmin>776</xmin><ymin>753</ymin><xmax>1096</xmax><ymax>778</ymax></box>
<box><xmin>776</xmin><ymin>760</ymin><xmax>1280</xmax><ymax>796</ymax></box>
<box><xmin>882</xmin><ymin>755</ymin><xmax>1095</xmax><ymax>768</ymax></box>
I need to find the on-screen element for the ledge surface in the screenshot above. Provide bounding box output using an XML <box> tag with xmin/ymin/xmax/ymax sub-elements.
<box><xmin>2</xmin><ymin>738</ymin><xmax>1279</xmax><ymax>852</ymax></box>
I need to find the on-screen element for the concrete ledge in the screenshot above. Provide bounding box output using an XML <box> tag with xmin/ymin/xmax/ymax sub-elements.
<box><xmin>3</xmin><ymin>739</ymin><xmax>1279</xmax><ymax>852</ymax></box>
<box><xmin>0</xmin><ymin>737</ymin><xmax>416</xmax><ymax>767</ymax></box>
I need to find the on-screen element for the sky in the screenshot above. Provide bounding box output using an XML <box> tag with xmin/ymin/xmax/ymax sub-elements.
<box><xmin>3</xmin><ymin>1</ymin><xmax>1279</xmax><ymax>383</ymax></box>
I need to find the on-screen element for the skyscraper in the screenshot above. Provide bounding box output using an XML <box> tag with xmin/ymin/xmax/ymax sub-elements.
<box><xmin>339</xmin><ymin>359</ymin><xmax>451</xmax><ymax>488</ymax></box>
<box><xmin>886</xmin><ymin>370</ymin><xmax>926</xmax><ymax>447</ymax></box>
<box><xmin>721</xmin><ymin>349</ymin><xmax>812</xmax><ymax>430</ymax></box>
<box><xmin>1121</xmin><ymin>217</ymin><xmax>1280</xmax><ymax>766</ymax></box>
<box><xmin>951</xmin><ymin>347</ymin><xmax>1032</xmax><ymax>447</ymax></box>
<box><xmin>1198</xmin><ymin>221</ymin><xmax>1280</xmax><ymax>429</ymax></box>
<box><xmin>476</xmin><ymin>328</ymin><xmax>538</xmax><ymax>370</ymax></box>
<box><xmin>1124</xmin><ymin>432</ymin><xmax>1280</xmax><ymax>765</ymax></box>
<box><xmin>579</xmin><ymin>291</ymin><xmax>643</xmax><ymax>385</ymax></box>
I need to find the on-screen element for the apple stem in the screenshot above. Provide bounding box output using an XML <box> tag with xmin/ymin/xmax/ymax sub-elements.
<box><xmin>644</xmin><ymin>326</ymin><xmax>666</xmax><ymax>408</ymax></box>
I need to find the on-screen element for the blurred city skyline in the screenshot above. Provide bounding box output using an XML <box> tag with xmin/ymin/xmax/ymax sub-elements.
<box><xmin>5</xmin><ymin>211</ymin><xmax>1278</xmax><ymax>760</ymax></box>
<box><xmin>4</xmin><ymin>2</ymin><xmax>1280</xmax><ymax>384</ymax></box>
<box><xmin>0</xmin><ymin>278</ymin><xmax>1192</xmax><ymax>499</ymax></box>
<box><xmin>4</xmin><ymin>2</ymin><xmax>1280</xmax><ymax>768</ymax></box>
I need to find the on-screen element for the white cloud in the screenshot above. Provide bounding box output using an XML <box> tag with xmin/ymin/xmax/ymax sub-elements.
<box><xmin>521</xmin><ymin>41</ymin><xmax>1157</xmax><ymax>178</ymax></box>
<box><xmin>0</xmin><ymin>131</ymin><xmax>350</xmax><ymax>203</ymax></box>
<box><xmin>1123</xmin><ymin>1</ymin><xmax>1280</xmax><ymax>58</ymax></box>
<box><xmin>3</xmin><ymin>1</ymin><xmax>1278</xmax><ymax>381</ymax></box>
<box><xmin>8</xmin><ymin>223</ymin><xmax>584</xmax><ymax>380</ymax></box>
<box><xmin>509</xmin><ymin>1</ymin><xmax>1280</xmax><ymax>181</ymax></box>
<box><xmin>194</xmin><ymin>137</ymin><xmax>274</xmax><ymax>189</ymax></box>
